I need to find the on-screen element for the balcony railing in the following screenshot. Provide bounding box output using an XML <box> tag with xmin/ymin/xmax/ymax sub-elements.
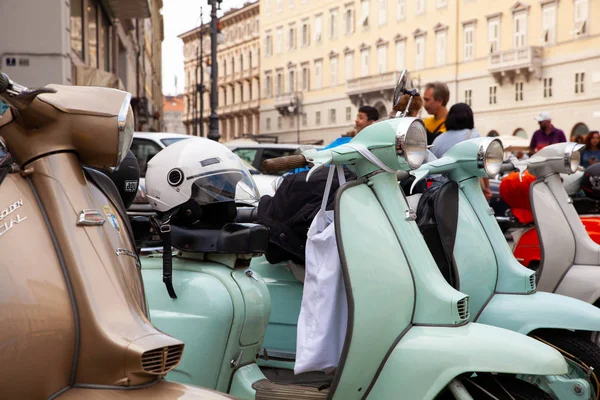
<box><xmin>346</xmin><ymin>71</ymin><xmax>400</xmax><ymax>96</ymax></box>
<box><xmin>488</xmin><ymin>46</ymin><xmax>543</xmax><ymax>83</ymax></box>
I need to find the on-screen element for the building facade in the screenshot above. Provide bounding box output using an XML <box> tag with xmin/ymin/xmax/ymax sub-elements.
<box><xmin>162</xmin><ymin>95</ymin><xmax>186</xmax><ymax>133</ymax></box>
<box><xmin>0</xmin><ymin>0</ymin><xmax>164</xmax><ymax>131</ymax></box>
<box><xmin>180</xmin><ymin>2</ymin><xmax>260</xmax><ymax>142</ymax></box>
<box><xmin>260</xmin><ymin>0</ymin><xmax>600</xmax><ymax>144</ymax></box>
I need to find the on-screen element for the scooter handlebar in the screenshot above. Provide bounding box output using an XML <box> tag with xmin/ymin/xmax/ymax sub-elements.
<box><xmin>0</xmin><ymin>73</ymin><xmax>10</xmax><ymax>95</ymax></box>
<box><xmin>500</xmin><ymin>161</ymin><xmax>517</xmax><ymax>173</ymax></box>
<box><xmin>263</xmin><ymin>155</ymin><xmax>307</xmax><ymax>173</ymax></box>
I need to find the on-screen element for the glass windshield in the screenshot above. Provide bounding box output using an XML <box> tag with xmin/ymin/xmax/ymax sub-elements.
<box><xmin>161</xmin><ymin>137</ymin><xmax>190</xmax><ymax>147</ymax></box>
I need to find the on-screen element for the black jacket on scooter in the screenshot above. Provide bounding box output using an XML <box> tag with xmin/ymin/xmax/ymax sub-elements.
<box><xmin>256</xmin><ymin>167</ymin><xmax>356</xmax><ymax>265</ymax></box>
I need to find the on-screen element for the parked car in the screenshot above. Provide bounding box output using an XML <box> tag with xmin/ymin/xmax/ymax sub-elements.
<box><xmin>128</xmin><ymin>132</ymin><xmax>278</xmax><ymax>217</ymax></box>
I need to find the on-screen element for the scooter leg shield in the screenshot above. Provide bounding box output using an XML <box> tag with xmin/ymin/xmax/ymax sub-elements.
<box><xmin>365</xmin><ymin>323</ymin><xmax>567</xmax><ymax>400</ymax></box>
<box><xmin>477</xmin><ymin>292</ymin><xmax>600</xmax><ymax>334</ymax></box>
<box><xmin>554</xmin><ymin>265</ymin><xmax>600</xmax><ymax>305</ymax></box>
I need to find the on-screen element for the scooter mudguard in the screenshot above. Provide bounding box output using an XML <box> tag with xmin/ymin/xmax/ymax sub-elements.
<box><xmin>555</xmin><ymin>265</ymin><xmax>600</xmax><ymax>304</ymax></box>
<box><xmin>477</xmin><ymin>292</ymin><xmax>600</xmax><ymax>334</ymax></box>
<box><xmin>366</xmin><ymin>323</ymin><xmax>567</xmax><ymax>400</ymax></box>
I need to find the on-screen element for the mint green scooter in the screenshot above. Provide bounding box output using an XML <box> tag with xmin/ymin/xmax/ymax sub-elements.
<box><xmin>409</xmin><ymin>138</ymin><xmax>600</xmax><ymax>399</ymax></box>
<box><xmin>140</xmin><ymin>71</ymin><xmax>572</xmax><ymax>399</ymax></box>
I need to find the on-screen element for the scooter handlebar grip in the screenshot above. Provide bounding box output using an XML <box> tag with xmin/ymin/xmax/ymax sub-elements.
<box><xmin>263</xmin><ymin>155</ymin><xmax>307</xmax><ymax>173</ymax></box>
<box><xmin>500</xmin><ymin>162</ymin><xmax>517</xmax><ymax>173</ymax></box>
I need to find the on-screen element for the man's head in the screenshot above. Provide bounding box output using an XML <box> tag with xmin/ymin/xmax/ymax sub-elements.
<box><xmin>534</xmin><ymin>111</ymin><xmax>553</xmax><ymax>132</ymax></box>
<box><xmin>355</xmin><ymin>105</ymin><xmax>379</xmax><ymax>134</ymax></box>
<box><xmin>423</xmin><ymin>82</ymin><xmax>450</xmax><ymax>117</ymax></box>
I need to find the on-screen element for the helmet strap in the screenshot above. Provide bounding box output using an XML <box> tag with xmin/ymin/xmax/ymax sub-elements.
<box><xmin>152</xmin><ymin>210</ymin><xmax>178</xmax><ymax>299</ymax></box>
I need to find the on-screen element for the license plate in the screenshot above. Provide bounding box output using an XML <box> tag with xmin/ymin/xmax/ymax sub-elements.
<box><xmin>124</xmin><ymin>180</ymin><xmax>138</xmax><ymax>193</ymax></box>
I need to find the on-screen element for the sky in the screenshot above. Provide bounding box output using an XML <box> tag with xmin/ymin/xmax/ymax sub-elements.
<box><xmin>161</xmin><ymin>0</ymin><xmax>245</xmax><ymax>96</ymax></box>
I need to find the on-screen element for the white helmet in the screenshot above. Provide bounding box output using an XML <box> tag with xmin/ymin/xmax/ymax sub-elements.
<box><xmin>145</xmin><ymin>137</ymin><xmax>259</xmax><ymax>217</ymax></box>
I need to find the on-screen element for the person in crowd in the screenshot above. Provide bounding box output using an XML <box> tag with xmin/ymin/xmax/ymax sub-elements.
<box><xmin>423</xmin><ymin>81</ymin><xmax>449</xmax><ymax>145</ymax></box>
<box><xmin>529</xmin><ymin>111</ymin><xmax>566</xmax><ymax>154</ymax></box>
<box><xmin>391</xmin><ymin>93</ymin><xmax>423</xmax><ymax>118</ymax></box>
<box><xmin>431</xmin><ymin>103</ymin><xmax>491</xmax><ymax>200</ymax></box>
<box><xmin>581</xmin><ymin>130</ymin><xmax>600</xmax><ymax>168</ymax></box>
<box><xmin>571</xmin><ymin>134</ymin><xmax>585</xmax><ymax>145</ymax></box>
<box><xmin>319</xmin><ymin>105</ymin><xmax>380</xmax><ymax>151</ymax></box>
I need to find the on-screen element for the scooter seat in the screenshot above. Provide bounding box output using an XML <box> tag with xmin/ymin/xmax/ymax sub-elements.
<box><xmin>252</xmin><ymin>379</ymin><xmax>328</xmax><ymax>400</ymax></box>
<box><xmin>171</xmin><ymin>223</ymin><xmax>269</xmax><ymax>254</ymax></box>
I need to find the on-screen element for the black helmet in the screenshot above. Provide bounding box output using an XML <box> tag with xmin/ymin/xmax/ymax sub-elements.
<box><xmin>102</xmin><ymin>150</ymin><xmax>140</xmax><ymax>209</ymax></box>
<box><xmin>581</xmin><ymin>163</ymin><xmax>600</xmax><ymax>200</ymax></box>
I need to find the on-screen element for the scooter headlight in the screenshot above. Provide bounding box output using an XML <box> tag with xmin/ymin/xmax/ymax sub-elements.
<box><xmin>117</xmin><ymin>93</ymin><xmax>135</xmax><ymax>165</ymax></box>
<box><xmin>396</xmin><ymin>119</ymin><xmax>427</xmax><ymax>169</ymax></box>
<box><xmin>477</xmin><ymin>138</ymin><xmax>504</xmax><ymax>177</ymax></box>
<box><xmin>565</xmin><ymin>142</ymin><xmax>583</xmax><ymax>173</ymax></box>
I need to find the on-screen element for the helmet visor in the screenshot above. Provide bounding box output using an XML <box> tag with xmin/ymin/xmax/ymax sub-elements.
<box><xmin>190</xmin><ymin>167</ymin><xmax>259</xmax><ymax>207</ymax></box>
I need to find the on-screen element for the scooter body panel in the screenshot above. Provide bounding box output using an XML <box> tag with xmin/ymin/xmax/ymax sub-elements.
<box><xmin>477</xmin><ymin>292</ymin><xmax>600</xmax><ymax>334</ymax></box>
<box><xmin>141</xmin><ymin>256</ymin><xmax>271</xmax><ymax>392</ymax></box>
<box><xmin>366</xmin><ymin>323</ymin><xmax>567</xmax><ymax>400</ymax></box>
<box><xmin>555</xmin><ymin>265</ymin><xmax>600</xmax><ymax>304</ymax></box>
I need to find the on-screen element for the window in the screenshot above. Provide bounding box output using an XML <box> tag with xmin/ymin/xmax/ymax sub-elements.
<box><xmin>396</xmin><ymin>0</ymin><xmax>405</xmax><ymax>20</ymax></box>
<box><xmin>489</xmin><ymin>85</ymin><xmax>497</xmax><ymax>104</ymax></box>
<box><xmin>360</xmin><ymin>48</ymin><xmax>370</xmax><ymax>77</ymax></box>
<box><xmin>302</xmin><ymin>66</ymin><xmax>310</xmax><ymax>90</ymax></box>
<box><xmin>266</xmin><ymin>118</ymin><xmax>271</xmax><ymax>130</ymax></box>
<box><xmin>290</xmin><ymin>118</ymin><xmax>295</xmax><ymax>128</ymax></box>
<box><xmin>70</xmin><ymin>0</ymin><xmax>84</xmax><ymax>60</ymax></box>
<box><xmin>330</xmin><ymin>57</ymin><xmax>338</xmax><ymax>86</ymax></box>
<box><xmin>488</xmin><ymin>130</ymin><xmax>499</xmax><ymax>137</ymax></box>
<box><xmin>377</xmin><ymin>45</ymin><xmax>387</xmax><ymax>73</ymax></box>
<box><xmin>378</xmin><ymin>0</ymin><xmax>387</xmax><ymax>25</ymax></box>
<box><xmin>289</xmin><ymin>0</ymin><xmax>295</xmax><ymax>8</ymax></box>
<box><xmin>344</xmin><ymin>8</ymin><xmax>354</xmax><ymax>34</ymax></box>
<box><xmin>573</xmin><ymin>0</ymin><xmax>589</xmax><ymax>37</ymax></box>
<box><xmin>232</xmin><ymin>85</ymin><xmax>236</xmax><ymax>103</ymax></box>
<box><xmin>543</xmin><ymin>77</ymin><xmax>553</xmax><ymax>98</ymax></box>
<box><xmin>329</xmin><ymin>109</ymin><xmax>337</xmax><ymax>124</ymax></box>
<box><xmin>249</xmin><ymin>80</ymin><xmax>253</xmax><ymax>100</ymax></box>
<box><xmin>361</xmin><ymin>0</ymin><xmax>370</xmax><ymax>26</ymax></box>
<box><xmin>277</xmin><ymin>116</ymin><xmax>282</xmax><ymax>129</ymax></box>
<box><xmin>415</xmin><ymin>36</ymin><xmax>425</xmax><ymax>70</ymax></box>
<box><xmin>240</xmin><ymin>54</ymin><xmax>244</xmax><ymax>72</ymax></box>
<box><xmin>437</xmin><ymin>0</ymin><xmax>446</xmax><ymax>7</ymax></box>
<box><xmin>575</xmin><ymin>72</ymin><xmax>585</xmax><ymax>93</ymax></box>
<box><xmin>488</xmin><ymin>17</ymin><xmax>500</xmax><ymax>53</ymax></box>
<box><xmin>416</xmin><ymin>0</ymin><xmax>425</xmax><ymax>14</ymax></box>
<box><xmin>541</xmin><ymin>4</ymin><xmax>556</xmax><ymax>44</ymax></box>
<box><xmin>288</xmin><ymin>25</ymin><xmax>296</xmax><ymax>50</ymax></box>
<box><xmin>87</xmin><ymin>3</ymin><xmax>98</xmax><ymax>68</ymax></box>
<box><xmin>302</xmin><ymin>113</ymin><xmax>307</xmax><ymax>126</ymax></box>
<box><xmin>464</xmin><ymin>89</ymin><xmax>472</xmax><ymax>106</ymax></box>
<box><xmin>395</xmin><ymin>40</ymin><xmax>405</xmax><ymax>70</ymax></box>
<box><xmin>276</xmin><ymin>72</ymin><xmax>283</xmax><ymax>96</ymax></box>
<box><xmin>464</xmin><ymin>24</ymin><xmax>475</xmax><ymax>61</ymax></box>
<box><xmin>330</xmin><ymin>9</ymin><xmax>338</xmax><ymax>39</ymax></box>
<box><xmin>288</xmin><ymin>69</ymin><xmax>296</xmax><ymax>92</ymax></box>
<box><xmin>315</xmin><ymin>15</ymin><xmax>323</xmax><ymax>42</ymax></box>
<box><xmin>346</xmin><ymin>106</ymin><xmax>352</xmax><ymax>121</ymax></box>
<box><xmin>315</xmin><ymin>60</ymin><xmax>323</xmax><ymax>89</ymax></box>
<box><xmin>316</xmin><ymin>111</ymin><xmax>321</xmax><ymax>125</ymax></box>
<box><xmin>130</xmin><ymin>139</ymin><xmax>164</xmax><ymax>177</ymax></box>
<box><xmin>513</xmin><ymin>12</ymin><xmax>527</xmax><ymax>48</ymax></box>
<box><xmin>223</xmin><ymin>87</ymin><xmax>227</xmax><ymax>105</ymax></box>
<box><xmin>345</xmin><ymin>53</ymin><xmax>354</xmax><ymax>81</ymax></box>
<box><xmin>266</xmin><ymin>0</ymin><xmax>271</xmax><ymax>14</ymax></box>
<box><xmin>515</xmin><ymin>82</ymin><xmax>523</xmax><ymax>102</ymax></box>
<box><xmin>265</xmin><ymin>34</ymin><xmax>273</xmax><ymax>56</ymax></box>
<box><xmin>301</xmin><ymin>21</ymin><xmax>310</xmax><ymax>46</ymax></box>
<box><xmin>276</xmin><ymin>27</ymin><xmax>283</xmax><ymax>53</ymax></box>
<box><xmin>277</xmin><ymin>0</ymin><xmax>283</xmax><ymax>13</ymax></box>
<box><xmin>436</xmin><ymin>30</ymin><xmax>447</xmax><ymax>66</ymax></box>
<box><xmin>513</xmin><ymin>128</ymin><xmax>527</xmax><ymax>138</ymax></box>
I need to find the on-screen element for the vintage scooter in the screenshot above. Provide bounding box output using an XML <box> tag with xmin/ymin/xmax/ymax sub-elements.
<box><xmin>140</xmin><ymin>71</ymin><xmax>573</xmax><ymax>399</ymax></box>
<box><xmin>0</xmin><ymin>73</ymin><xmax>234</xmax><ymax>400</ymax></box>
<box><xmin>409</xmin><ymin>139</ymin><xmax>600</xmax><ymax>398</ymax></box>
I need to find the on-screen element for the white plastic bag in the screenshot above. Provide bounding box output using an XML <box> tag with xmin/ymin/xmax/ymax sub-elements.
<box><xmin>295</xmin><ymin>165</ymin><xmax>347</xmax><ymax>375</ymax></box>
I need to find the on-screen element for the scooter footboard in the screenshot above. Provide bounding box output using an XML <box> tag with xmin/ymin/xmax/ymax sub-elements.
<box><xmin>365</xmin><ymin>323</ymin><xmax>567</xmax><ymax>400</ymax></box>
<box><xmin>477</xmin><ymin>292</ymin><xmax>600</xmax><ymax>334</ymax></box>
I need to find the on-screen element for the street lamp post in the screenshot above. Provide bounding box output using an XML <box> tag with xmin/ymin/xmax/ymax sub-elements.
<box><xmin>198</xmin><ymin>7</ymin><xmax>205</xmax><ymax>137</ymax></box>
<box><xmin>208</xmin><ymin>0</ymin><xmax>222</xmax><ymax>142</ymax></box>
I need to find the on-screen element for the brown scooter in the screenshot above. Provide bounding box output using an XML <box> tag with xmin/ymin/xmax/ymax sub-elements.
<box><xmin>0</xmin><ymin>73</ymin><xmax>234</xmax><ymax>400</ymax></box>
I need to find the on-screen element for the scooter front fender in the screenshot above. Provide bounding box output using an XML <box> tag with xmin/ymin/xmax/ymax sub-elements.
<box><xmin>477</xmin><ymin>292</ymin><xmax>600</xmax><ymax>334</ymax></box>
<box><xmin>365</xmin><ymin>323</ymin><xmax>567</xmax><ymax>400</ymax></box>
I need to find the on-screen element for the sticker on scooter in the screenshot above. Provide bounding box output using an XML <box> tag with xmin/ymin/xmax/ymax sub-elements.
<box><xmin>102</xmin><ymin>205</ymin><xmax>120</xmax><ymax>233</ymax></box>
<box><xmin>0</xmin><ymin>199</ymin><xmax>26</xmax><ymax>237</ymax></box>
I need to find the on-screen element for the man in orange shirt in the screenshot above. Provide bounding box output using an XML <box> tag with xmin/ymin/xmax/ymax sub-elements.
<box><xmin>422</xmin><ymin>81</ymin><xmax>449</xmax><ymax>145</ymax></box>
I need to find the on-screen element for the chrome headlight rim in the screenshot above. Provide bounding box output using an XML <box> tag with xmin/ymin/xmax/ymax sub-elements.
<box><xmin>564</xmin><ymin>142</ymin><xmax>583</xmax><ymax>174</ymax></box>
<box><xmin>396</xmin><ymin>119</ymin><xmax>427</xmax><ymax>169</ymax></box>
<box><xmin>477</xmin><ymin>137</ymin><xmax>504</xmax><ymax>177</ymax></box>
<box><xmin>117</xmin><ymin>92</ymin><xmax>134</xmax><ymax>165</ymax></box>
